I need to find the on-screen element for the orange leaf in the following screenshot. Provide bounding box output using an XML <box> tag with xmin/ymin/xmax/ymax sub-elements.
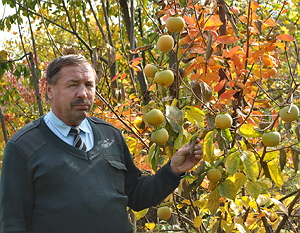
<box><xmin>111</xmin><ymin>73</ymin><xmax>121</xmax><ymax>82</ymax></box>
<box><xmin>120</xmin><ymin>73</ymin><xmax>128</xmax><ymax>79</ymax></box>
<box><xmin>276</xmin><ymin>34</ymin><xmax>295</xmax><ymax>42</ymax></box>
<box><xmin>203</xmin><ymin>72</ymin><xmax>219</xmax><ymax>82</ymax></box>
<box><xmin>214</xmin><ymin>79</ymin><xmax>226</xmax><ymax>92</ymax></box>
<box><xmin>219</xmin><ymin>90</ymin><xmax>237</xmax><ymax>100</ymax></box>
<box><xmin>250</xmin><ymin>1</ymin><xmax>260</xmax><ymax>11</ymax></box>
<box><xmin>183</xmin><ymin>15</ymin><xmax>196</xmax><ymax>26</ymax></box>
<box><xmin>115</xmin><ymin>54</ymin><xmax>123</xmax><ymax>61</ymax></box>
<box><xmin>216</xmin><ymin>35</ymin><xmax>238</xmax><ymax>44</ymax></box>
<box><xmin>232</xmin><ymin>53</ymin><xmax>244</xmax><ymax>70</ymax></box>
<box><xmin>227</xmin><ymin>80</ymin><xmax>235</xmax><ymax>87</ymax></box>
<box><xmin>263</xmin><ymin>18</ymin><xmax>276</xmax><ymax>27</ymax></box>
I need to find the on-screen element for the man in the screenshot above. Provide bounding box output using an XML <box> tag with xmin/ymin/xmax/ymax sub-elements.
<box><xmin>0</xmin><ymin>54</ymin><xmax>203</xmax><ymax>233</ymax></box>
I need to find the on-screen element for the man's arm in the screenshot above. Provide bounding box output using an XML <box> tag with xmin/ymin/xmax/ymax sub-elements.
<box><xmin>0</xmin><ymin>141</ymin><xmax>33</xmax><ymax>233</ymax></box>
<box><xmin>123</xmin><ymin>137</ymin><xmax>202</xmax><ymax>211</ymax></box>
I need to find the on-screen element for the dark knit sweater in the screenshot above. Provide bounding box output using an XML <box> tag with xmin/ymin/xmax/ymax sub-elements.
<box><xmin>0</xmin><ymin>117</ymin><xmax>182</xmax><ymax>233</ymax></box>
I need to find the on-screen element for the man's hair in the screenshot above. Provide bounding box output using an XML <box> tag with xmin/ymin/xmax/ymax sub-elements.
<box><xmin>46</xmin><ymin>54</ymin><xmax>93</xmax><ymax>85</ymax></box>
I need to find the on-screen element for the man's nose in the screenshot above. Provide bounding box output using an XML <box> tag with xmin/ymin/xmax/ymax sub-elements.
<box><xmin>76</xmin><ymin>85</ymin><xmax>88</xmax><ymax>98</ymax></box>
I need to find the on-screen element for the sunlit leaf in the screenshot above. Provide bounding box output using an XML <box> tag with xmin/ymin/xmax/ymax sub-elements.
<box><xmin>268</xmin><ymin>160</ymin><xmax>283</xmax><ymax>187</ymax></box>
<box><xmin>276</xmin><ymin>34</ymin><xmax>295</xmax><ymax>41</ymax></box>
<box><xmin>183</xmin><ymin>106</ymin><xmax>205</xmax><ymax>128</ymax></box>
<box><xmin>133</xmin><ymin>208</ymin><xmax>148</xmax><ymax>221</ymax></box>
<box><xmin>225</xmin><ymin>151</ymin><xmax>241</xmax><ymax>175</ymax></box>
<box><xmin>203</xmin><ymin>130</ymin><xmax>215</xmax><ymax>162</ymax></box>
<box><xmin>238</xmin><ymin>124</ymin><xmax>260</xmax><ymax>138</ymax></box>
<box><xmin>263</xmin><ymin>151</ymin><xmax>279</xmax><ymax>162</ymax></box>
<box><xmin>219</xmin><ymin>90</ymin><xmax>238</xmax><ymax>100</ymax></box>
<box><xmin>216</xmin><ymin>35</ymin><xmax>238</xmax><ymax>44</ymax></box>
<box><xmin>204</xmin><ymin>15</ymin><xmax>223</xmax><ymax>28</ymax></box>
<box><xmin>144</xmin><ymin>222</ymin><xmax>155</xmax><ymax>230</ymax></box>
<box><xmin>241</xmin><ymin>151</ymin><xmax>259</xmax><ymax>182</ymax></box>
<box><xmin>270</xmin><ymin>198</ymin><xmax>288</xmax><ymax>215</ymax></box>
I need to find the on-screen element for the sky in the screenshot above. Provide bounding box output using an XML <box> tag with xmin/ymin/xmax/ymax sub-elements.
<box><xmin>0</xmin><ymin>2</ymin><xmax>17</xmax><ymax>48</ymax></box>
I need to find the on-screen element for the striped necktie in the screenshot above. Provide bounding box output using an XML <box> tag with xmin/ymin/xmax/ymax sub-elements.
<box><xmin>69</xmin><ymin>126</ymin><xmax>87</xmax><ymax>151</ymax></box>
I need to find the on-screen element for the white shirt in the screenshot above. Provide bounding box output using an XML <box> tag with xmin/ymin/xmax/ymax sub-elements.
<box><xmin>44</xmin><ymin>110</ymin><xmax>94</xmax><ymax>151</ymax></box>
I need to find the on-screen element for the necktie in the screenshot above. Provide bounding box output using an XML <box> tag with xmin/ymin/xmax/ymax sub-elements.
<box><xmin>69</xmin><ymin>126</ymin><xmax>87</xmax><ymax>151</ymax></box>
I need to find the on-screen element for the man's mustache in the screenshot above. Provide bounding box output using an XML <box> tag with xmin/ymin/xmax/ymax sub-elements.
<box><xmin>71</xmin><ymin>99</ymin><xmax>93</xmax><ymax>106</ymax></box>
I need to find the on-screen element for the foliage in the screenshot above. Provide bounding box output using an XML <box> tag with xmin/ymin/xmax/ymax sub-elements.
<box><xmin>1</xmin><ymin>0</ymin><xmax>300</xmax><ymax>232</ymax></box>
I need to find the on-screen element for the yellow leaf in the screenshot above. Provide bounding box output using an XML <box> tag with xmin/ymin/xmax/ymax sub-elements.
<box><xmin>194</xmin><ymin>216</ymin><xmax>202</xmax><ymax>228</ymax></box>
<box><xmin>203</xmin><ymin>130</ymin><xmax>215</xmax><ymax>162</ymax></box>
<box><xmin>133</xmin><ymin>208</ymin><xmax>148</xmax><ymax>221</ymax></box>
<box><xmin>225</xmin><ymin>151</ymin><xmax>241</xmax><ymax>175</ymax></box>
<box><xmin>263</xmin><ymin>151</ymin><xmax>279</xmax><ymax>161</ymax></box>
<box><xmin>268</xmin><ymin>160</ymin><xmax>283</xmax><ymax>187</ymax></box>
<box><xmin>183</xmin><ymin>106</ymin><xmax>205</xmax><ymax>128</ymax></box>
<box><xmin>234</xmin><ymin>172</ymin><xmax>247</xmax><ymax>190</ymax></box>
<box><xmin>241</xmin><ymin>151</ymin><xmax>259</xmax><ymax>182</ymax></box>
<box><xmin>239</xmin><ymin>124</ymin><xmax>260</xmax><ymax>137</ymax></box>
<box><xmin>204</xmin><ymin>15</ymin><xmax>223</xmax><ymax>27</ymax></box>
<box><xmin>144</xmin><ymin>222</ymin><xmax>155</xmax><ymax>230</ymax></box>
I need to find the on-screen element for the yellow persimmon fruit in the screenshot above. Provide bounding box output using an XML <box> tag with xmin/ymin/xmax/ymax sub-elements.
<box><xmin>157</xmin><ymin>35</ymin><xmax>174</xmax><ymax>53</ymax></box>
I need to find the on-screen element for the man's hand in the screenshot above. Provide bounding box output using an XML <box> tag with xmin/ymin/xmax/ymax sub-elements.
<box><xmin>170</xmin><ymin>140</ymin><xmax>203</xmax><ymax>175</ymax></box>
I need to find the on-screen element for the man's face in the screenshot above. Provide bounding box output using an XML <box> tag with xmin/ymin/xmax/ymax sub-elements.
<box><xmin>47</xmin><ymin>63</ymin><xmax>96</xmax><ymax>126</ymax></box>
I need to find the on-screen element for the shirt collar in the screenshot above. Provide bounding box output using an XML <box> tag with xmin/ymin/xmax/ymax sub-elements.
<box><xmin>46</xmin><ymin>110</ymin><xmax>90</xmax><ymax>137</ymax></box>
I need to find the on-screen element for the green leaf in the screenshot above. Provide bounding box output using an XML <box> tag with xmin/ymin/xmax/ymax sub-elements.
<box><xmin>219</xmin><ymin>179</ymin><xmax>236</xmax><ymax>200</ymax></box>
<box><xmin>203</xmin><ymin>130</ymin><xmax>215</xmax><ymax>163</ymax></box>
<box><xmin>241</xmin><ymin>151</ymin><xmax>259</xmax><ymax>182</ymax></box>
<box><xmin>148</xmin><ymin>144</ymin><xmax>160</xmax><ymax>172</ymax></box>
<box><xmin>238</xmin><ymin>124</ymin><xmax>260</xmax><ymax>137</ymax></box>
<box><xmin>166</xmin><ymin>105</ymin><xmax>183</xmax><ymax>133</ymax></box>
<box><xmin>207</xmin><ymin>187</ymin><xmax>220</xmax><ymax>214</ymax></box>
<box><xmin>183</xmin><ymin>106</ymin><xmax>205</xmax><ymax>128</ymax></box>
<box><xmin>246</xmin><ymin>181</ymin><xmax>261</xmax><ymax>199</ymax></box>
<box><xmin>268</xmin><ymin>160</ymin><xmax>283</xmax><ymax>187</ymax></box>
<box><xmin>225</xmin><ymin>151</ymin><xmax>241</xmax><ymax>175</ymax></box>
<box><xmin>174</xmin><ymin>127</ymin><xmax>184</xmax><ymax>150</ymax></box>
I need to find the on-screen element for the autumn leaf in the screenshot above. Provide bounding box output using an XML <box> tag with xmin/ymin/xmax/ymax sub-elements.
<box><xmin>207</xmin><ymin>188</ymin><xmax>220</xmax><ymax>214</ymax></box>
<box><xmin>219</xmin><ymin>179</ymin><xmax>236</xmax><ymax>200</ymax></box>
<box><xmin>219</xmin><ymin>90</ymin><xmax>238</xmax><ymax>100</ymax></box>
<box><xmin>216</xmin><ymin>35</ymin><xmax>238</xmax><ymax>44</ymax></box>
<box><xmin>204</xmin><ymin>15</ymin><xmax>223</xmax><ymax>30</ymax></box>
<box><xmin>194</xmin><ymin>216</ymin><xmax>202</xmax><ymax>228</ymax></box>
<box><xmin>276</xmin><ymin>34</ymin><xmax>295</xmax><ymax>41</ymax></box>
<box><xmin>225</xmin><ymin>151</ymin><xmax>241</xmax><ymax>175</ymax></box>
<box><xmin>241</xmin><ymin>151</ymin><xmax>259</xmax><ymax>182</ymax></box>
<box><xmin>183</xmin><ymin>106</ymin><xmax>205</xmax><ymax>128</ymax></box>
<box><xmin>203</xmin><ymin>130</ymin><xmax>215</xmax><ymax>162</ymax></box>
<box><xmin>268</xmin><ymin>160</ymin><xmax>283</xmax><ymax>187</ymax></box>
<box><xmin>246</xmin><ymin>181</ymin><xmax>261</xmax><ymax>199</ymax></box>
<box><xmin>238</xmin><ymin>124</ymin><xmax>260</xmax><ymax>138</ymax></box>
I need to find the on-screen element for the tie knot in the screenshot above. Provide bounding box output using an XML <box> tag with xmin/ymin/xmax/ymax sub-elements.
<box><xmin>69</xmin><ymin>126</ymin><xmax>80</xmax><ymax>136</ymax></box>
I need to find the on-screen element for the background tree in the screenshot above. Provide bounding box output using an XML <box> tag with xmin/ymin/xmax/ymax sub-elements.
<box><xmin>0</xmin><ymin>0</ymin><xmax>300</xmax><ymax>232</ymax></box>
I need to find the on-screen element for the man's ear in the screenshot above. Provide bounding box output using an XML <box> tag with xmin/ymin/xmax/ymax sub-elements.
<box><xmin>46</xmin><ymin>83</ymin><xmax>53</xmax><ymax>100</ymax></box>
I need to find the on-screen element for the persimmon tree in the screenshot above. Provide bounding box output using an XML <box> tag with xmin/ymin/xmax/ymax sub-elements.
<box><xmin>0</xmin><ymin>0</ymin><xmax>300</xmax><ymax>232</ymax></box>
